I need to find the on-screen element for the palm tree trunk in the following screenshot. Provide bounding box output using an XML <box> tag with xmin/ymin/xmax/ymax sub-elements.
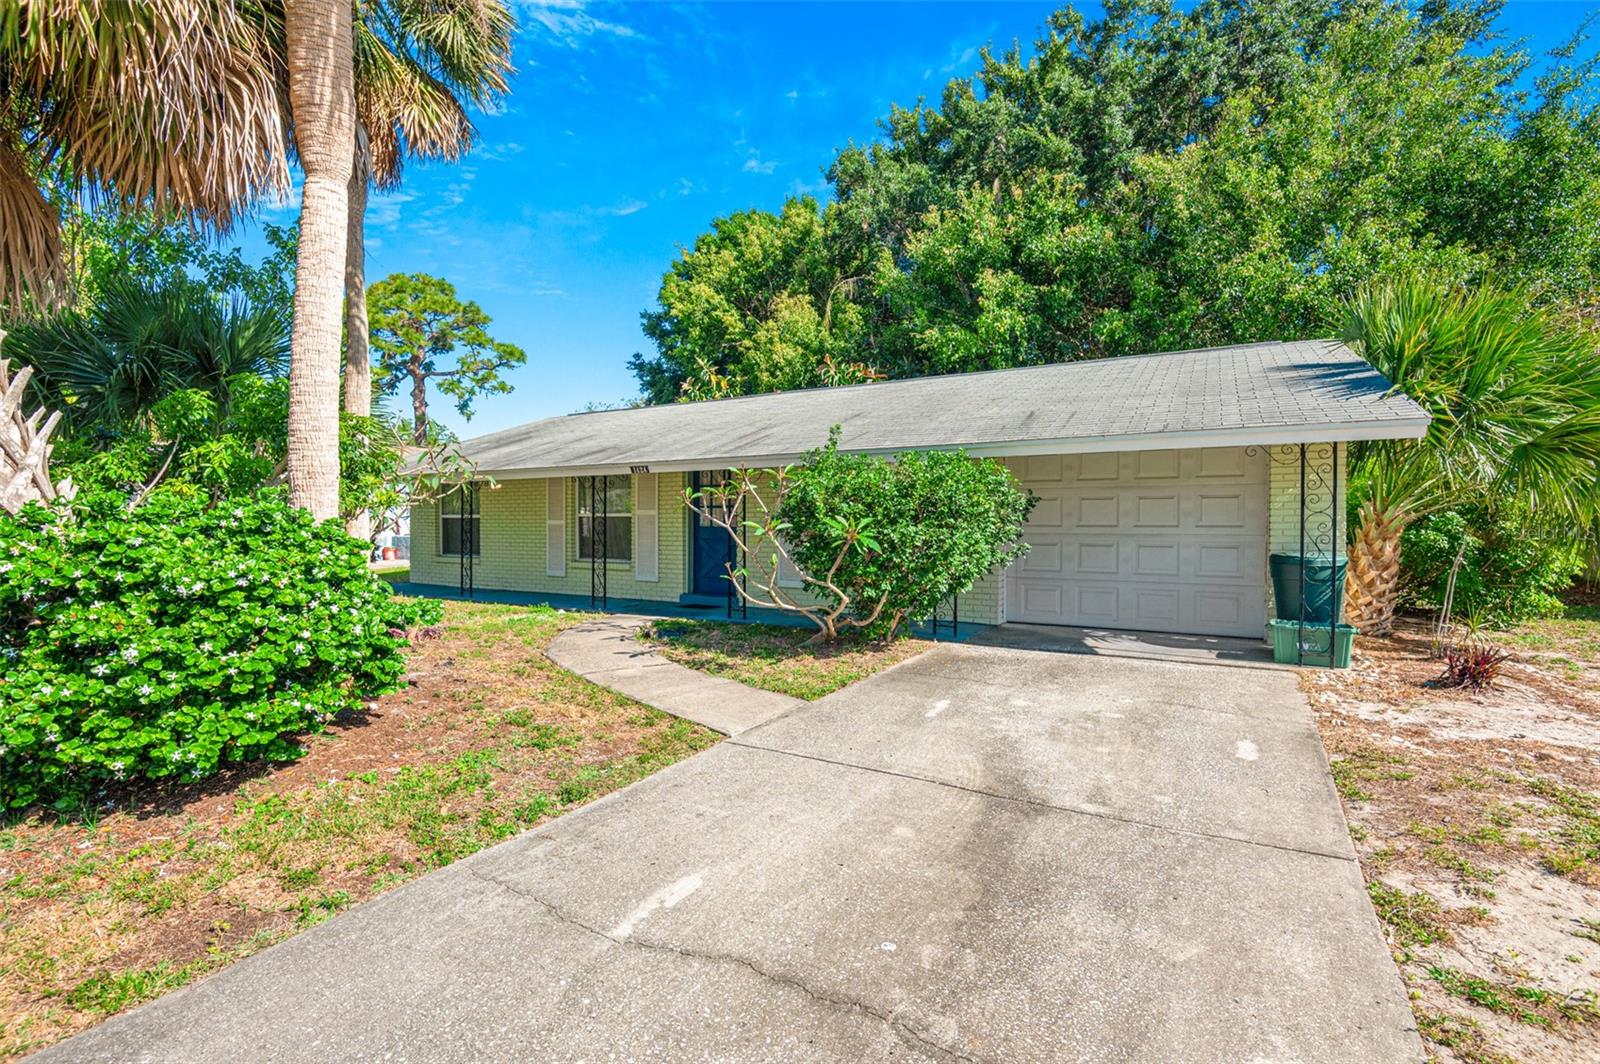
<box><xmin>285</xmin><ymin>0</ymin><xmax>355</xmax><ymax>521</ymax></box>
<box><xmin>343</xmin><ymin>132</ymin><xmax>372</xmax><ymax>540</ymax></box>
<box><xmin>1345</xmin><ymin>498</ymin><xmax>1408</xmax><ymax>635</ymax></box>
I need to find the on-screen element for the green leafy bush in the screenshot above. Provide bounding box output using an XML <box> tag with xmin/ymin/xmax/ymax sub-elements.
<box><xmin>776</xmin><ymin>437</ymin><xmax>1035</xmax><ymax>636</ymax></box>
<box><xmin>1400</xmin><ymin>506</ymin><xmax>1583</xmax><ymax>626</ymax></box>
<box><xmin>0</xmin><ymin>492</ymin><xmax>440</xmax><ymax>808</ymax></box>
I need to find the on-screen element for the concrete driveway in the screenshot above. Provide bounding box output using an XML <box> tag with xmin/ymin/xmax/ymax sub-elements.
<box><xmin>38</xmin><ymin>641</ymin><xmax>1421</xmax><ymax>1063</ymax></box>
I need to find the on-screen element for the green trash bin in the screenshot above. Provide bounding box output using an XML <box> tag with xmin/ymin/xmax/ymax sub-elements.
<box><xmin>1269</xmin><ymin>553</ymin><xmax>1347</xmax><ymax>624</ymax></box>
<box><xmin>1267</xmin><ymin>619</ymin><xmax>1356</xmax><ymax>668</ymax></box>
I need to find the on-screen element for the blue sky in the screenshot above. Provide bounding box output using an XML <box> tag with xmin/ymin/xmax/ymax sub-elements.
<box><xmin>229</xmin><ymin>0</ymin><xmax>1598</xmax><ymax>439</ymax></box>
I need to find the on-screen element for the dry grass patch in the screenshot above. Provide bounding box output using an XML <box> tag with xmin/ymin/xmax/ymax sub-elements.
<box><xmin>1305</xmin><ymin>609</ymin><xmax>1600</xmax><ymax>1064</ymax></box>
<box><xmin>0</xmin><ymin>600</ymin><xmax>717</xmax><ymax>1060</ymax></box>
<box><xmin>639</xmin><ymin>619</ymin><xmax>929</xmax><ymax>700</ymax></box>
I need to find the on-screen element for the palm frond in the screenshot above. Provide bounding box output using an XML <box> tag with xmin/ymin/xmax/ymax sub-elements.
<box><xmin>351</xmin><ymin>0</ymin><xmax>513</xmax><ymax>187</ymax></box>
<box><xmin>1343</xmin><ymin>273</ymin><xmax>1600</xmax><ymax>525</ymax></box>
<box><xmin>0</xmin><ymin>135</ymin><xmax>67</xmax><ymax>310</ymax></box>
<box><xmin>0</xmin><ymin>0</ymin><xmax>290</xmax><ymax>309</ymax></box>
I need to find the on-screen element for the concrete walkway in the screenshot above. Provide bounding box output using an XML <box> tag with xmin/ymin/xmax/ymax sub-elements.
<box><xmin>37</xmin><ymin>642</ymin><xmax>1420</xmax><ymax>1063</ymax></box>
<box><xmin>546</xmin><ymin>616</ymin><xmax>803</xmax><ymax>735</ymax></box>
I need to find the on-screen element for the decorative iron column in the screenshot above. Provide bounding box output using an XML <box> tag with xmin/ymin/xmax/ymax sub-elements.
<box><xmin>457</xmin><ymin>482</ymin><xmax>475</xmax><ymax>600</ymax></box>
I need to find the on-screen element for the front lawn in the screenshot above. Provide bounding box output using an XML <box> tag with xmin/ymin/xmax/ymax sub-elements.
<box><xmin>0</xmin><ymin>600</ymin><xmax>717</xmax><ymax>1060</ymax></box>
<box><xmin>638</xmin><ymin>619</ymin><xmax>929</xmax><ymax>700</ymax></box>
<box><xmin>1304</xmin><ymin>605</ymin><xmax>1600</xmax><ymax>1064</ymax></box>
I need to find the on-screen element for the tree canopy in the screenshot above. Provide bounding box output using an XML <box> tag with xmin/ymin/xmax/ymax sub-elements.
<box><xmin>367</xmin><ymin>271</ymin><xmax>526</xmax><ymax>442</ymax></box>
<box><xmin>631</xmin><ymin>0</ymin><xmax>1600</xmax><ymax>404</ymax></box>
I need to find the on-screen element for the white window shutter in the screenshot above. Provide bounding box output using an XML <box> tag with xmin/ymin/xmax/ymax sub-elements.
<box><xmin>634</xmin><ymin>472</ymin><xmax>658</xmax><ymax>581</ymax></box>
<box><xmin>545</xmin><ymin>478</ymin><xmax>566</xmax><ymax>577</ymax></box>
<box><xmin>776</xmin><ymin>537</ymin><xmax>804</xmax><ymax>589</ymax></box>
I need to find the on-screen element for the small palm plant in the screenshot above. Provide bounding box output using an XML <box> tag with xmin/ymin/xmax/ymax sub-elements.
<box><xmin>1342</xmin><ymin>277</ymin><xmax>1600</xmax><ymax>634</ymax></box>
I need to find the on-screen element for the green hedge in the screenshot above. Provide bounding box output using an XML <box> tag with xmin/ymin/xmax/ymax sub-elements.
<box><xmin>0</xmin><ymin>492</ymin><xmax>440</xmax><ymax>808</ymax></box>
<box><xmin>1400</xmin><ymin>506</ymin><xmax>1583</xmax><ymax>626</ymax></box>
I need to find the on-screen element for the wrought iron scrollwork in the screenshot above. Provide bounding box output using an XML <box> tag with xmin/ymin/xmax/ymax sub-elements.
<box><xmin>586</xmin><ymin>475</ymin><xmax>609</xmax><ymax>610</ymax></box>
<box><xmin>457</xmin><ymin>481</ymin><xmax>476</xmax><ymax>600</ymax></box>
<box><xmin>1260</xmin><ymin>443</ymin><xmax>1342</xmax><ymax>665</ymax></box>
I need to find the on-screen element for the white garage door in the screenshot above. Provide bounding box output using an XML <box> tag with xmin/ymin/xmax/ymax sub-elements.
<box><xmin>1004</xmin><ymin>448</ymin><xmax>1268</xmax><ymax>638</ymax></box>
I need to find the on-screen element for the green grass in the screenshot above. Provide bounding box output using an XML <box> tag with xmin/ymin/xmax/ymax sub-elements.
<box><xmin>1429</xmin><ymin>966</ymin><xmax>1600</xmax><ymax>1029</ymax></box>
<box><xmin>2</xmin><ymin>600</ymin><xmax>719</xmax><ymax>1059</ymax></box>
<box><xmin>1415</xmin><ymin>1012</ymin><xmax>1517</xmax><ymax>1064</ymax></box>
<box><xmin>1330</xmin><ymin>747</ymin><xmax>1415</xmax><ymax>802</ymax></box>
<box><xmin>1367</xmin><ymin>882</ymin><xmax>1452</xmax><ymax>951</ymax></box>
<box><xmin>639</xmin><ymin>619</ymin><xmax>926</xmax><ymax>700</ymax></box>
<box><xmin>1502</xmin><ymin>603</ymin><xmax>1600</xmax><ymax>670</ymax></box>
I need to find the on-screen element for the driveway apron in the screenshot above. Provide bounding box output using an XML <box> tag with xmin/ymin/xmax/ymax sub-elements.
<box><xmin>35</xmin><ymin>642</ymin><xmax>1421</xmax><ymax>1064</ymax></box>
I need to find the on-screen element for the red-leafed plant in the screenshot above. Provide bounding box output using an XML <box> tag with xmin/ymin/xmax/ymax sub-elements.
<box><xmin>1432</xmin><ymin>643</ymin><xmax>1512</xmax><ymax>690</ymax></box>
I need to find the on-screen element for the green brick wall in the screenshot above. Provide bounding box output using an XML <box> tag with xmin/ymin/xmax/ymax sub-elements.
<box><xmin>410</xmin><ymin>473</ymin><xmax>689</xmax><ymax>602</ymax></box>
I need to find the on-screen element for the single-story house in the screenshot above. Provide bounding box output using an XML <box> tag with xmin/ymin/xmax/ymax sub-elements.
<box><xmin>408</xmin><ymin>339</ymin><xmax>1428</xmax><ymax>639</ymax></box>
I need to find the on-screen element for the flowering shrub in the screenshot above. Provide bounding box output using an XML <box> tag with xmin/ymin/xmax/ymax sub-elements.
<box><xmin>0</xmin><ymin>492</ymin><xmax>440</xmax><ymax>808</ymax></box>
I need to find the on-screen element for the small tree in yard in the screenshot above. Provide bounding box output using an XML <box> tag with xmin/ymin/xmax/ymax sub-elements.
<box><xmin>686</xmin><ymin>432</ymin><xmax>1034</xmax><ymax>642</ymax></box>
<box><xmin>368</xmin><ymin>272</ymin><xmax>526</xmax><ymax>443</ymax></box>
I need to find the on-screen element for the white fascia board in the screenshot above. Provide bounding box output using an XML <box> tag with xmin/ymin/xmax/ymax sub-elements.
<box><xmin>470</xmin><ymin>417</ymin><xmax>1429</xmax><ymax>480</ymax></box>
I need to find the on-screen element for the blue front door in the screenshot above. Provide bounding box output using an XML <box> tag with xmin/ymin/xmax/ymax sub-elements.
<box><xmin>691</xmin><ymin>471</ymin><xmax>735</xmax><ymax>595</ymax></box>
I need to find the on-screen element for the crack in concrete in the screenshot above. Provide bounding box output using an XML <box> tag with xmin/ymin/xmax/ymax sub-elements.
<box><xmin>725</xmin><ymin>739</ymin><xmax>1355</xmax><ymax>864</ymax></box>
<box><xmin>464</xmin><ymin>864</ymin><xmax>985</xmax><ymax>1064</ymax></box>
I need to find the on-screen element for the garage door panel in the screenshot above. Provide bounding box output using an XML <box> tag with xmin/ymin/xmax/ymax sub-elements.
<box><xmin>1072</xmin><ymin>585</ymin><xmax>1120</xmax><ymax>624</ymax></box>
<box><xmin>1005</xmin><ymin>447</ymin><xmax>1267</xmax><ymax>637</ymax></box>
<box><xmin>1030</xmin><ymin>493</ymin><xmax>1064</xmax><ymax>528</ymax></box>
<box><xmin>1134</xmin><ymin>449</ymin><xmax>1181</xmax><ymax>479</ymax></box>
<box><xmin>1077</xmin><ymin>540</ymin><xmax>1118</xmax><ymax>574</ymax></box>
<box><xmin>1196</xmin><ymin>590</ymin><xmax>1248</xmax><ymax>629</ymax></box>
<box><xmin>1130</xmin><ymin>587</ymin><xmax>1180</xmax><ymax>626</ymax></box>
<box><xmin>1197</xmin><ymin>447</ymin><xmax>1247</xmax><ymax>478</ymax></box>
<box><xmin>1196</xmin><ymin>492</ymin><xmax>1249</xmax><ymax>528</ymax></box>
<box><xmin>1018</xmin><ymin>582</ymin><xmax>1064</xmax><ymax>618</ymax></box>
<box><xmin>1195</xmin><ymin>543</ymin><xmax>1248</xmax><ymax>579</ymax></box>
<box><xmin>1131</xmin><ymin>542</ymin><xmax>1180</xmax><ymax>577</ymax></box>
<box><xmin>1075</xmin><ymin>495</ymin><xmax>1120</xmax><ymax>528</ymax></box>
<box><xmin>1132</xmin><ymin>494</ymin><xmax>1180</xmax><ymax>528</ymax></box>
<box><xmin>1075</xmin><ymin>451</ymin><xmax>1121</xmax><ymax>481</ymax></box>
<box><xmin>1021</xmin><ymin>541</ymin><xmax>1064</xmax><ymax>574</ymax></box>
<box><xmin>1022</xmin><ymin>454</ymin><xmax>1063</xmax><ymax>481</ymax></box>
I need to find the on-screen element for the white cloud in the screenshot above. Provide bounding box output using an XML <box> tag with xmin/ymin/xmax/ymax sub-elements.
<box><xmin>518</xmin><ymin>1</ymin><xmax>641</xmax><ymax>45</ymax></box>
<box><xmin>473</xmin><ymin>141</ymin><xmax>526</xmax><ymax>162</ymax></box>
<box><xmin>365</xmin><ymin>190</ymin><xmax>416</xmax><ymax>229</ymax></box>
<box><xmin>742</xmin><ymin>155</ymin><xmax>778</xmax><ymax>175</ymax></box>
<box><xmin>599</xmin><ymin>198</ymin><xmax>648</xmax><ymax>217</ymax></box>
<box><xmin>941</xmin><ymin>46</ymin><xmax>977</xmax><ymax>74</ymax></box>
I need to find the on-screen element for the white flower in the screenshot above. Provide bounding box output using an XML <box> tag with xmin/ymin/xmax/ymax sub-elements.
<box><xmin>121</xmin><ymin>646</ymin><xmax>140</xmax><ymax>662</ymax></box>
<box><xmin>137</xmin><ymin>684</ymin><xmax>153</xmax><ymax>697</ymax></box>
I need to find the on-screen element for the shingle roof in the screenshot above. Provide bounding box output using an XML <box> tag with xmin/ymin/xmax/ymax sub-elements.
<box><xmin>459</xmin><ymin>339</ymin><xmax>1429</xmax><ymax>477</ymax></box>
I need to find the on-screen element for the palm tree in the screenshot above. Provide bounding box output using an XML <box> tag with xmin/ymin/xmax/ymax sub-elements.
<box><xmin>1342</xmin><ymin>277</ymin><xmax>1600</xmax><ymax>634</ymax></box>
<box><xmin>283</xmin><ymin>0</ymin><xmax>356</xmax><ymax>519</ymax></box>
<box><xmin>4</xmin><ymin>274</ymin><xmax>289</xmax><ymax>436</ymax></box>
<box><xmin>341</xmin><ymin>0</ymin><xmax>513</xmax><ymax>536</ymax></box>
<box><xmin>0</xmin><ymin>1</ymin><xmax>288</xmax><ymax>310</ymax></box>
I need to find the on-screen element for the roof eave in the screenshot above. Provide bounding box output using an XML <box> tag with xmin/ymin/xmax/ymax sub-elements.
<box><xmin>464</xmin><ymin>417</ymin><xmax>1430</xmax><ymax>480</ymax></box>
